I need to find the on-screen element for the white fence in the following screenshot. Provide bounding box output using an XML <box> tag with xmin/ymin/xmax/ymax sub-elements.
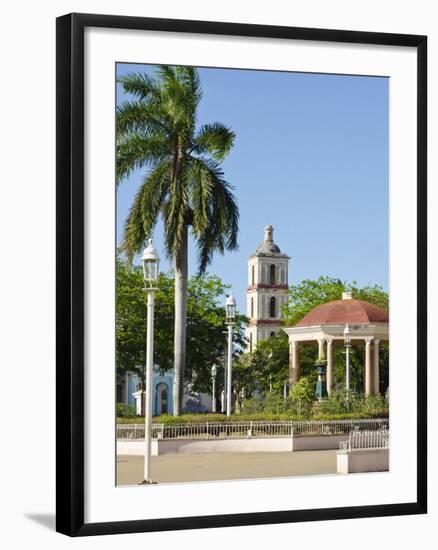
<box><xmin>339</xmin><ymin>429</ymin><xmax>390</xmax><ymax>452</ymax></box>
<box><xmin>117</xmin><ymin>418</ymin><xmax>388</xmax><ymax>441</ymax></box>
<box><xmin>291</xmin><ymin>419</ymin><xmax>388</xmax><ymax>436</ymax></box>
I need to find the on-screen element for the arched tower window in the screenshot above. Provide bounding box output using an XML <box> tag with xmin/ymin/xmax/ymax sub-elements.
<box><xmin>250</xmin><ymin>297</ymin><xmax>254</xmax><ymax>318</ymax></box>
<box><xmin>269</xmin><ymin>296</ymin><xmax>276</xmax><ymax>318</ymax></box>
<box><xmin>269</xmin><ymin>264</ymin><xmax>276</xmax><ymax>285</ymax></box>
<box><xmin>249</xmin><ymin>333</ymin><xmax>253</xmax><ymax>353</ymax></box>
<box><xmin>251</xmin><ymin>265</ymin><xmax>255</xmax><ymax>286</ymax></box>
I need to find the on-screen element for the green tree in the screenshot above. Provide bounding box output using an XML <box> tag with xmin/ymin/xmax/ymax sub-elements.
<box><xmin>282</xmin><ymin>276</ymin><xmax>389</xmax><ymax>326</ymax></box>
<box><xmin>117</xmin><ymin>66</ymin><xmax>239</xmax><ymax>414</ymax></box>
<box><xmin>232</xmin><ymin>354</ymin><xmax>259</xmax><ymax>413</ymax></box>
<box><xmin>116</xmin><ymin>260</ymin><xmax>246</xmax><ymax>396</ymax></box>
<box><xmin>250</xmin><ymin>331</ymin><xmax>290</xmax><ymax>395</ymax></box>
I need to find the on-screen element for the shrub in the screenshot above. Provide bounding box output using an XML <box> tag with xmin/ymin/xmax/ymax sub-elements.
<box><xmin>315</xmin><ymin>390</ymin><xmax>389</xmax><ymax>416</ymax></box>
<box><xmin>263</xmin><ymin>392</ymin><xmax>288</xmax><ymax>414</ymax></box>
<box><xmin>290</xmin><ymin>377</ymin><xmax>315</xmax><ymax>414</ymax></box>
<box><xmin>116</xmin><ymin>402</ymin><xmax>136</xmax><ymax>418</ymax></box>
<box><xmin>240</xmin><ymin>380</ymin><xmax>318</xmax><ymax>418</ymax></box>
<box><xmin>241</xmin><ymin>397</ymin><xmax>264</xmax><ymax>415</ymax></box>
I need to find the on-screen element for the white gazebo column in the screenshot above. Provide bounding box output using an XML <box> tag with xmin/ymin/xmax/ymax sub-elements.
<box><xmin>289</xmin><ymin>340</ymin><xmax>300</xmax><ymax>390</ymax></box>
<box><xmin>364</xmin><ymin>337</ymin><xmax>373</xmax><ymax>396</ymax></box>
<box><xmin>318</xmin><ymin>338</ymin><xmax>325</xmax><ymax>360</ymax></box>
<box><xmin>373</xmin><ymin>338</ymin><xmax>381</xmax><ymax>395</ymax></box>
<box><xmin>326</xmin><ymin>338</ymin><xmax>333</xmax><ymax>395</ymax></box>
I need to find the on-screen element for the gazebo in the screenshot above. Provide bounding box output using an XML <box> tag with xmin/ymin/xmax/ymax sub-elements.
<box><xmin>283</xmin><ymin>292</ymin><xmax>389</xmax><ymax>395</ymax></box>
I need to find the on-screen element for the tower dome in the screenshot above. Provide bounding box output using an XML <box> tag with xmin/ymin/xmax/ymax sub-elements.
<box><xmin>255</xmin><ymin>225</ymin><xmax>282</xmax><ymax>255</ymax></box>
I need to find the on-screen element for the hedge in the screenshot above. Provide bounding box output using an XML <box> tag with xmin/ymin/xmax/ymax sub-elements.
<box><xmin>117</xmin><ymin>410</ymin><xmax>389</xmax><ymax>424</ymax></box>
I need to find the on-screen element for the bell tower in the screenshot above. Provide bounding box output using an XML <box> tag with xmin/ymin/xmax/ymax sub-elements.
<box><xmin>246</xmin><ymin>225</ymin><xmax>290</xmax><ymax>352</ymax></box>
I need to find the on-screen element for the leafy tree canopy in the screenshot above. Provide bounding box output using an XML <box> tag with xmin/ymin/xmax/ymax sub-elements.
<box><xmin>231</xmin><ymin>331</ymin><xmax>290</xmax><ymax>400</ymax></box>
<box><xmin>116</xmin><ymin>259</ymin><xmax>246</xmax><ymax>393</ymax></box>
<box><xmin>282</xmin><ymin>276</ymin><xmax>388</xmax><ymax>326</ymax></box>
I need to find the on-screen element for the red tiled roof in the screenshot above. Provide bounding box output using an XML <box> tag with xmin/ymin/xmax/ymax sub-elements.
<box><xmin>296</xmin><ymin>299</ymin><xmax>389</xmax><ymax>326</ymax></box>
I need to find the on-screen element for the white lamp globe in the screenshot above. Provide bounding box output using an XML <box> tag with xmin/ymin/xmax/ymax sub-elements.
<box><xmin>225</xmin><ymin>292</ymin><xmax>237</xmax><ymax>322</ymax></box>
<box><xmin>141</xmin><ymin>239</ymin><xmax>160</xmax><ymax>284</ymax></box>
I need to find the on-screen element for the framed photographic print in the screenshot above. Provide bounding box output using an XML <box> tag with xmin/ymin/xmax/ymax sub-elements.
<box><xmin>56</xmin><ymin>12</ymin><xmax>427</xmax><ymax>536</ymax></box>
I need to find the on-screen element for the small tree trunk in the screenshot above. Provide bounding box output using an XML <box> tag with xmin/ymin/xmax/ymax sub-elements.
<box><xmin>173</xmin><ymin>225</ymin><xmax>188</xmax><ymax>416</ymax></box>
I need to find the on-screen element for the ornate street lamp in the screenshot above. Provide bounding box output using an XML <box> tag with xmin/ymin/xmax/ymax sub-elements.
<box><xmin>140</xmin><ymin>239</ymin><xmax>160</xmax><ymax>484</ymax></box>
<box><xmin>315</xmin><ymin>361</ymin><xmax>328</xmax><ymax>400</ymax></box>
<box><xmin>344</xmin><ymin>323</ymin><xmax>352</xmax><ymax>393</ymax></box>
<box><xmin>211</xmin><ymin>364</ymin><xmax>217</xmax><ymax>413</ymax></box>
<box><xmin>142</xmin><ymin>239</ymin><xmax>160</xmax><ymax>284</ymax></box>
<box><xmin>225</xmin><ymin>292</ymin><xmax>236</xmax><ymax>417</ymax></box>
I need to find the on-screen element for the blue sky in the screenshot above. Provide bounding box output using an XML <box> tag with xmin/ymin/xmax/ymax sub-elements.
<box><xmin>116</xmin><ymin>64</ymin><xmax>388</xmax><ymax>311</ymax></box>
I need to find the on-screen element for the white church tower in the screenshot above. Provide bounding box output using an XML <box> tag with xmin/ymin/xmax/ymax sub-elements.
<box><xmin>246</xmin><ymin>225</ymin><xmax>290</xmax><ymax>352</ymax></box>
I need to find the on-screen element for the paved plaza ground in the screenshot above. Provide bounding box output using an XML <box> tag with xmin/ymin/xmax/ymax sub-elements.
<box><xmin>117</xmin><ymin>449</ymin><xmax>338</xmax><ymax>485</ymax></box>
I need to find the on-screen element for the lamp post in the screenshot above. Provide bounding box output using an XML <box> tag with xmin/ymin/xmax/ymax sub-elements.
<box><xmin>344</xmin><ymin>324</ymin><xmax>352</xmax><ymax>393</ymax></box>
<box><xmin>221</xmin><ymin>335</ymin><xmax>227</xmax><ymax>413</ymax></box>
<box><xmin>140</xmin><ymin>239</ymin><xmax>160</xmax><ymax>485</ymax></box>
<box><xmin>211</xmin><ymin>364</ymin><xmax>217</xmax><ymax>413</ymax></box>
<box><xmin>225</xmin><ymin>292</ymin><xmax>236</xmax><ymax>417</ymax></box>
<box><xmin>268</xmin><ymin>351</ymin><xmax>273</xmax><ymax>393</ymax></box>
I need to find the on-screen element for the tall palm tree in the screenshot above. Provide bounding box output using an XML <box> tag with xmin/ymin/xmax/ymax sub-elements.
<box><xmin>117</xmin><ymin>66</ymin><xmax>239</xmax><ymax>415</ymax></box>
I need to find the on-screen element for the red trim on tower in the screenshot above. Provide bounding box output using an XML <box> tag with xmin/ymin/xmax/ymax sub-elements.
<box><xmin>249</xmin><ymin>320</ymin><xmax>283</xmax><ymax>326</ymax></box>
<box><xmin>247</xmin><ymin>284</ymin><xmax>289</xmax><ymax>291</ymax></box>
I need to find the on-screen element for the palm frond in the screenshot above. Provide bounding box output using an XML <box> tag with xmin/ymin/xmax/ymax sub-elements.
<box><xmin>157</xmin><ymin>65</ymin><xmax>199</xmax><ymax>136</ymax></box>
<box><xmin>116</xmin><ymin>101</ymin><xmax>171</xmax><ymax>137</ymax></box>
<box><xmin>117</xmin><ymin>133</ymin><xmax>170</xmax><ymax>183</ymax></box>
<box><xmin>121</xmin><ymin>161</ymin><xmax>171</xmax><ymax>262</ymax></box>
<box><xmin>188</xmin><ymin>158</ymin><xmax>214</xmax><ymax>234</ymax></box>
<box><xmin>118</xmin><ymin>66</ymin><xmax>239</xmax><ymax>271</ymax></box>
<box><xmin>139</xmin><ymin>161</ymin><xmax>171</xmax><ymax>237</ymax></box>
<box><xmin>163</xmin><ymin>170</ymin><xmax>190</xmax><ymax>259</ymax></box>
<box><xmin>188</xmin><ymin>158</ymin><xmax>239</xmax><ymax>273</ymax></box>
<box><xmin>121</xmin><ymin>184</ymin><xmax>149</xmax><ymax>265</ymax></box>
<box><xmin>118</xmin><ymin>72</ymin><xmax>161</xmax><ymax>103</ymax></box>
<box><xmin>194</xmin><ymin>122</ymin><xmax>235</xmax><ymax>161</ymax></box>
<box><xmin>175</xmin><ymin>65</ymin><xmax>202</xmax><ymax>118</ymax></box>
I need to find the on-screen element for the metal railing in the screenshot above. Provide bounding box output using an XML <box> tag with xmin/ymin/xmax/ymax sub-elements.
<box><xmin>116</xmin><ymin>418</ymin><xmax>388</xmax><ymax>441</ymax></box>
<box><xmin>339</xmin><ymin>429</ymin><xmax>389</xmax><ymax>452</ymax></box>
<box><xmin>291</xmin><ymin>418</ymin><xmax>388</xmax><ymax>436</ymax></box>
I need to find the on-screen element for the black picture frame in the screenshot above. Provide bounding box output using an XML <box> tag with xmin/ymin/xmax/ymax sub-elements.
<box><xmin>56</xmin><ymin>12</ymin><xmax>427</xmax><ymax>537</ymax></box>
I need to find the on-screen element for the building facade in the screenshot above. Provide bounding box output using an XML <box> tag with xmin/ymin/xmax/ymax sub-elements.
<box><xmin>246</xmin><ymin>225</ymin><xmax>290</xmax><ymax>351</ymax></box>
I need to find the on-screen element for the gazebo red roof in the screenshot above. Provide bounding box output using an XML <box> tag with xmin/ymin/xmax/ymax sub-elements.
<box><xmin>296</xmin><ymin>299</ymin><xmax>389</xmax><ymax>327</ymax></box>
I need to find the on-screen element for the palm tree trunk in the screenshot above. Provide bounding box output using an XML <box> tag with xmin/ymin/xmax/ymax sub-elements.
<box><xmin>173</xmin><ymin>225</ymin><xmax>188</xmax><ymax>416</ymax></box>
